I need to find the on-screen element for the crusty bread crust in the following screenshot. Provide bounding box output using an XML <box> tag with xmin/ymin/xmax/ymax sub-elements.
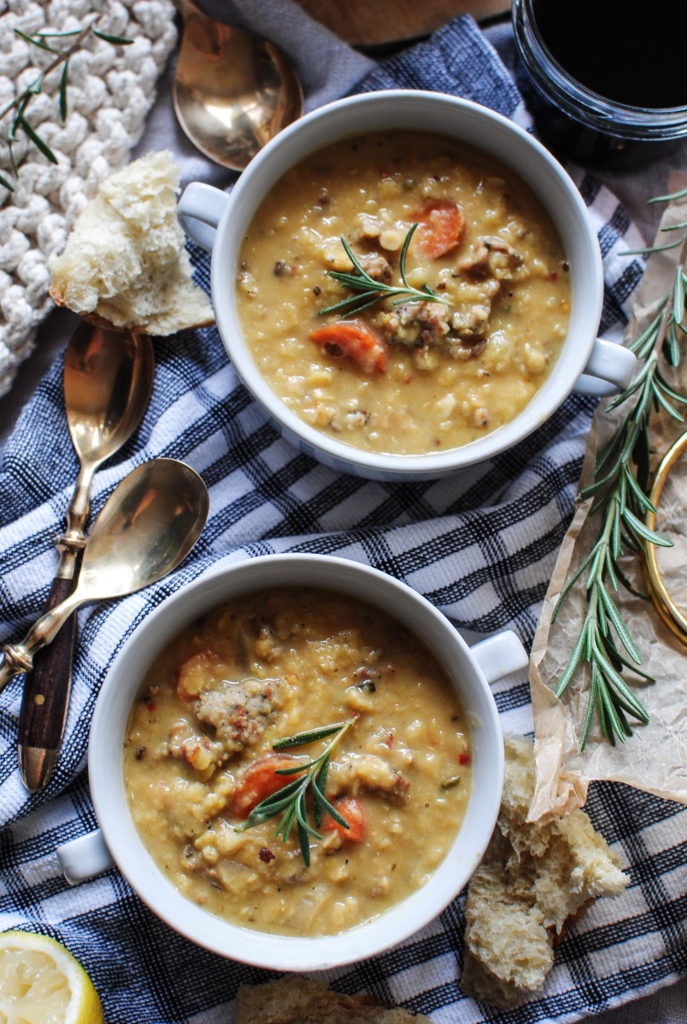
<box><xmin>461</xmin><ymin>735</ymin><xmax>627</xmax><ymax>1008</ymax></box>
<box><xmin>49</xmin><ymin>150</ymin><xmax>214</xmax><ymax>337</ymax></box>
<box><xmin>235</xmin><ymin>977</ymin><xmax>432</xmax><ymax>1024</ymax></box>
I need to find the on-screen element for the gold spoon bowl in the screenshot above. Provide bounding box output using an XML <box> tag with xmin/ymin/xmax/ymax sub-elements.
<box><xmin>173</xmin><ymin>0</ymin><xmax>303</xmax><ymax>170</ymax></box>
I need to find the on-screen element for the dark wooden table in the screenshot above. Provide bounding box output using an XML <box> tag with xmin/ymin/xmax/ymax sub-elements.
<box><xmin>294</xmin><ymin>0</ymin><xmax>511</xmax><ymax>47</ymax></box>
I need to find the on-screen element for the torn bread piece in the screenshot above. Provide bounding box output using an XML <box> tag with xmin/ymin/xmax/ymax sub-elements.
<box><xmin>462</xmin><ymin>734</ymin><xmax>627</xmax><ymax>1008</ymax></box>
<box><xmin>235</xmin><ymin>976</ymin><xmax>432</xmax><ymax>1024</ymax></box>
<box><xmin>49</xmin><ymin>150</ymin><xmax>214</xmax><ymax>336</ymax></box>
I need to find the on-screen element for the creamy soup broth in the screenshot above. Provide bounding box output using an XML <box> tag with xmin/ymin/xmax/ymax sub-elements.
<box><xmin>236</xmin><ymin>131</ymin><xmax>571</xmax><ymax>456</ymax></box>
<box><xmin>123</xmin><ymin>587</ymin><xmax>472</xmax><ymax>937</ymax></box>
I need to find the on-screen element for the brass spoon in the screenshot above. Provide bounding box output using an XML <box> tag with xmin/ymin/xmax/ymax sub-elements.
<box><xmin>17</xmin><ymin>322</ymin><xmax>154</xmax><ymax>792</ymax></box>
<box><xmin>0</xmin><ymin>459</ymin><xmax>209</xmax><ymax>741</ymax></box>
<box><xmin>172</xmin><ymin>0</ymin><xmax>303</xmax><ymax>170</ymax></box>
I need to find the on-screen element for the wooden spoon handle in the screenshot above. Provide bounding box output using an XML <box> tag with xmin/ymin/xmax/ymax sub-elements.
<box><xmin>18</xmin><ymin>574</ymin><xmax>79</xmax><ymax>791</ymax></box>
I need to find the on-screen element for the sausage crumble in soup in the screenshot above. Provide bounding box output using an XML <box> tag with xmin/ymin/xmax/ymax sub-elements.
<box><xmin>236</xmin><ymin>131</ymin><xmax>571</xmax><ymax>456</ymax></box>
<box><xmin>123</xmin><ymin>587</ymin><xmax>472</xmax><ymax>937</ymax></box>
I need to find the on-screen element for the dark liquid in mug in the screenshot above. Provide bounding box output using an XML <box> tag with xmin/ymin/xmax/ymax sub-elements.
<box><xmin>531</xmin><ymin>0</ymin><xmax>686</xmax><ymax>109</ymax></box>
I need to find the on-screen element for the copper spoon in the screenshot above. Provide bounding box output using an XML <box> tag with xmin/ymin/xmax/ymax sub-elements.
<box><xmin>17</xmin><ymin>322</ymin><xmax>154</xmax><ymax>791</ymax></box>
<box><xmin>172</xmin><ymin>0</ymin><xmax>303</xmax><ymax>170</ymax></box>
<box><xmin>0</xmin><ymin>459</ymin><xmax>209</xmax><ymax>689</ymax></box>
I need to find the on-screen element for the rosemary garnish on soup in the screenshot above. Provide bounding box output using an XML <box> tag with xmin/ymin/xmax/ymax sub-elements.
<box><xmin>238</xmin><ymin>719</ymin><xmax>355</xmax><ymax>866</ymax></box>
<box><xmin>319</xmin><ymin>224</ymin><xmax>450</xmax><ymax>318</ymax></box>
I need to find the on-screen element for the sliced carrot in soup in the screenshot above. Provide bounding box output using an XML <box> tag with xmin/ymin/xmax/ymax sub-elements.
<box><xmin>231</xmin><ymin>753</ymin><xmax>301</xmax><ymax>818</ymax></box>
<box><xmin>310</xmin><ymin>319</ymin><xmax>387</xmax><ymax>373</ymax></box>
<box><xmin>323</xmin><ymin>796</ymin><xmax>366</xmax><ymax>842</ymax></box>
<box><xmin>415</xmin><ymin>199</ymin><xmax>465</xmax><ymax>258</ymax></box>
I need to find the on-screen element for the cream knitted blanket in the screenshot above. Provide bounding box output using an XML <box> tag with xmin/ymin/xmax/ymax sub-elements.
<box><xmin>0</xmin><ymin>0</ymin><xmax>177</xmax><ymax>396</ymax></box>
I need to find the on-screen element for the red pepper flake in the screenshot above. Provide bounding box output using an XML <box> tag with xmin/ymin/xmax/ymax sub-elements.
<box><xmin>405</xmin><ymin>376</ymin><xmax>413</xmax><ymax>385</ymax></box>
<box><xmin>459</xmin><ymin>752</ymin><xmax>471</xmax><ymax>765</ymax></box>
<box><xmin>146</xmin><ymin>702</ymin><xmax>156</xmax><ymax>713</ymax></box>
<box><xmin>384</xmin><ymin>733</ymin><xmax>394</xmax><ymax>748</ymax></box>
<box><xmin>259</xmin><ymin>847</ymin><xmax>275</xmax><ymax>863</ymax></box>
<box><xmin>549</xmin><ymin>270</ymin><xmax>558</xmax><ymax>280</ymax></box>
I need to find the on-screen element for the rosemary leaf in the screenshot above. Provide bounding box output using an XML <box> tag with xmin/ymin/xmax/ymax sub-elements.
<box><xmin>13</xmin><ymin>28</ymin><xmax>60</xmax><ymax>53</ymax></box>
<box><xmin>552</xmin><ymin>549</ymin><xmax>595</xmax><ymax>621</ymax></box>
<box><xmin>664</xmin><ymin>327</ymin><xmax>681</xmax><ymax>366</ymax></box>
<box><xmin>649</xmin><ymin>186</ymin><xmax>687</xmax><ymax>203</ymax></box>
<box><xmin>92</xmin><ymin>29</ymin><xmax>134</xmax><ymax>44</ymax></box>
<box><xmin>597</xmin><ymin>595</ymin><xmax>608</xmax><ymax>636</ymax></box>
<box><xmin>580</xmin><ymin>666</ymin><xmax>600</xmax><ymax>748</ymax></box>
<box><xmin>17</xmin><ymin>117</ymin><xmax>58</xmax><ymax>164</ymax></box>
<box><xmin>59</xmin><ymin>61</ymin><xmax>69</xmax><ymax>121</ymax></box>
<box><xmin>623</xmin><ymin>507</ymin><xmax>673</xmax><ymax>546</ymax></box>
<box><xmin>7</xmin><ymin>141</ymin><xmax>18</xmax><ymax>177</ymax></box>
<box><xmin>605</xmin><ymin>552</ymin><xmax>620</xmax><ymax>593</ymax></box>
<box><xmin>632</xmin><ymin>427</ymin><xmax>652</xmax><ymax>492</ymax></box>
<box><xmin>597</xmin><ymin>678</ymin><xmax>623</xmax><ymax>744</ymax></box>
<box><xmin>297</xmin><ymin>821</ymin><xmax>311</xmax><ymax>865</ymax></box>
<box><xmin>597</xmin><ymin>587</ymin><xmax>641</xmax><ymax>663</ymax></box>
<box><xmin>655</xmin><ymin>371</ymin><xmax>687</xmax><ymax>404</ymax></box>
<box><xmin>555</xmin><ymin>626</ymin><xmax>587</xmax><ymax>697</ymax></box>
<box><xmin>651</xmin><ymin>386</ymin><xmax>683</xmax><ymax>421</ymax></box>
<box><xmin>36</xmin><ymin>29</ymin><xmax>82</xmax><ymax>38</ymax></box>
<box><xmin>276</xmin><ymin>802</ymin><xmax>296</xmax><ymax>841</ymax></box>
<box><xmin>674</xmin><ymin>265</ymin><xmax>685</xmax><ymax>327</ymax></box>
<box><xmin>274</xmin><ymin>721</ymin><xmax>347</xmax><ymax>749</ymax></box>
<box><xmin>626</xmin><ymin>237</ymin><xmax>684</xmax><ymax>256</ymax></box>
<box><xmin>622</xmin><ymin>466</ymin><xmax>656</xmax><ymax>515</ymax></box>
<box><xmin>628</xmin><ymin>307</ymin><xmax>665</xmax><ymax>355</ymax></box>
<box><xmin>312</xmin><ymin>756</ymin><xmax>329</xmax><ymax>829</ymax></box>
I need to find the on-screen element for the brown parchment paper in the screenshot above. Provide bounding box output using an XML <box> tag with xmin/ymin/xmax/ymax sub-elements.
<box><xmin>529</xmin><ymin>174</ymin><xmax>687</xmax><ymax>820</ymax></box>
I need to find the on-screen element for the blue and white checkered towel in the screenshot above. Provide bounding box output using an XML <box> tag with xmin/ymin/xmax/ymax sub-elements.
<box><xmin>1</xmin><ymin>10</ymin><xmax>686</xmax><ymax>1023</ymax></box>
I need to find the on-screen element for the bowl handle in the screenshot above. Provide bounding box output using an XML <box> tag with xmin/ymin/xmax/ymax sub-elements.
<box><xmin>575</xmin><ymin>338</ymin><xmax>637</xmax><ymax>397</ymax></box>
<box><xmin>57</xmin><ymin>829</ymin><xmax>113</xmax><ymax>885</ymax></box>
<box><xmin>178</xmin><ymin>182</ymin><xmax>230</xmax><ymax>252</ymax></box>
<box><xmin>470</xmin><ymin>630</ymin><xmax>529</xmax><ymax>684</ymax></box>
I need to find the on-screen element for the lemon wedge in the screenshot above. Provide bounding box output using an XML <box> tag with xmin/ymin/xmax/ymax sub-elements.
<box><xmin>0</xmin><ymin>930</ymin><xmax>104</xmax><ymax>1024</ymax></box>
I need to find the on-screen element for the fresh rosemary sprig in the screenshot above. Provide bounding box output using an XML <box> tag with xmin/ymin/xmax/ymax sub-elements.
<box><xmin>0</xmin><ymin>20</ymin><xmax>132</xmax><ymax>192</ymax></box>
<box><xmin>318</xmin><ymin>224</ymin><xmax>450</xmax><ymax>318</ymax></box>
<box><xmin>554</xmin><ymin>187</ymin><xmax>687</xmax><ymax>749</ymax></box>
<box><xmin>238</xmin><ymin>719</ymin><xmax>354</xmax><ymax>866</ymax></box>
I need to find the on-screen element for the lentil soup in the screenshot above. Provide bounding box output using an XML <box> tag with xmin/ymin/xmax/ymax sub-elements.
<box><xmin>123</xmin><ymin>587</ymin><xmax>472</xmax><ymax>937</ymax></box>
<box><xmin>236</xmin><ymin>131</ymin><xmax>571</xmax><ymax>456</ymax></box>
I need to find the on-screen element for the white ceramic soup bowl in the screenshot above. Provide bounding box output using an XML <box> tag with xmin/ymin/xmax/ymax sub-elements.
<box><xmin>57</xmin><ymin>553</ymin><xmax>528</xmax><ymax>971</ymax></box>
<box><xmin>178</xmin><ymin>89</ymin><xmax>636</xmax><ymax>481</ymax></box>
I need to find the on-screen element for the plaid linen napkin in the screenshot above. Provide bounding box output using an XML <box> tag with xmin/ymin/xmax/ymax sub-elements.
<box><xmin>2</xmin><ymin>13</ymin><xmax>686</xmax><ymax>1023</ymax></box>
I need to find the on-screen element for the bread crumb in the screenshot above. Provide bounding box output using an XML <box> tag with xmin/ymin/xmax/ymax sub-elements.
<box><xmin>49</xmin><ymin>150</ymin><xmax>214</xmax><ymax>336</ymax></box>
<box><xmin>461</xmin><ymin>734</ymin><xmax>627</xmax><ymax>1008</ymax></box>
<box><xmin>235</xmin><ymin>976</ymin><xmax>432</xmax><ymax>1024</ymax></box>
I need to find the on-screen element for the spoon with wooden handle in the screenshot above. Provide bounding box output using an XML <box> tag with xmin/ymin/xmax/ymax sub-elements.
<box><xmin>16</xmin><ymin>322</ymin><xmax>154</xmax><ymax>792</ymax></box>
<box><xmin>0</xmin><ymin>458</ymin><xmax>209</xmax><ymax>690</ymax></box>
